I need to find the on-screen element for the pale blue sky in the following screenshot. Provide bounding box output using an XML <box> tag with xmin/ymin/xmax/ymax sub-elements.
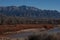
<box><xmin>0</xmin><ymin>0</ymin><xmax>60</xmax><ymax>11</ymax></box>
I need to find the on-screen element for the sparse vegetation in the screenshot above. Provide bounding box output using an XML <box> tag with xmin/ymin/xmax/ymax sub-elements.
<box><xmin>0</xmin><ymin>14</ymin><xmax>60</xmax><ymax>25</ymax></box>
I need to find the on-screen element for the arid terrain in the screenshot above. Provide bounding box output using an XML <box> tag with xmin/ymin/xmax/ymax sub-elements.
<box><xmin>0</xmin><ymin>24</ymin><xmax>54</xmax><ymax>35</ymax></box>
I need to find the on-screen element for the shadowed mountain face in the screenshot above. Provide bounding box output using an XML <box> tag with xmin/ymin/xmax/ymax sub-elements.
<box><xmin>0</xmin><ymin>5</ymin><xmax>60</xmax><ymax>18</ymax></box>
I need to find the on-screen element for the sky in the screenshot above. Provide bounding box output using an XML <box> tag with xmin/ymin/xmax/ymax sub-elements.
<box><xmin>0</xmin><ymin>0</ymin><xmax>60</xmax><ymax>11</ymax></box>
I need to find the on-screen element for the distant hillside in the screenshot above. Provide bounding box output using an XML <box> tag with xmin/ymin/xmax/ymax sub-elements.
<box><xmin>0</xmin><ymin>5</ymin><xmax>60</xmax><ymax>18</ymax></box>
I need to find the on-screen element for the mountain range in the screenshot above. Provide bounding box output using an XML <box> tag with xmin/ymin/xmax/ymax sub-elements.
<box><xmin>0</xmin><ymin>5</ymin><xmax>60</xmax><ymax>18</ymax></box>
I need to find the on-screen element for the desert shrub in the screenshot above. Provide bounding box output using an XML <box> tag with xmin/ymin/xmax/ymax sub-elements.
<box><xmin>28</xmin><ymin>32</ymin><xmax>60</xmax><ymax>40</ymax></box>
